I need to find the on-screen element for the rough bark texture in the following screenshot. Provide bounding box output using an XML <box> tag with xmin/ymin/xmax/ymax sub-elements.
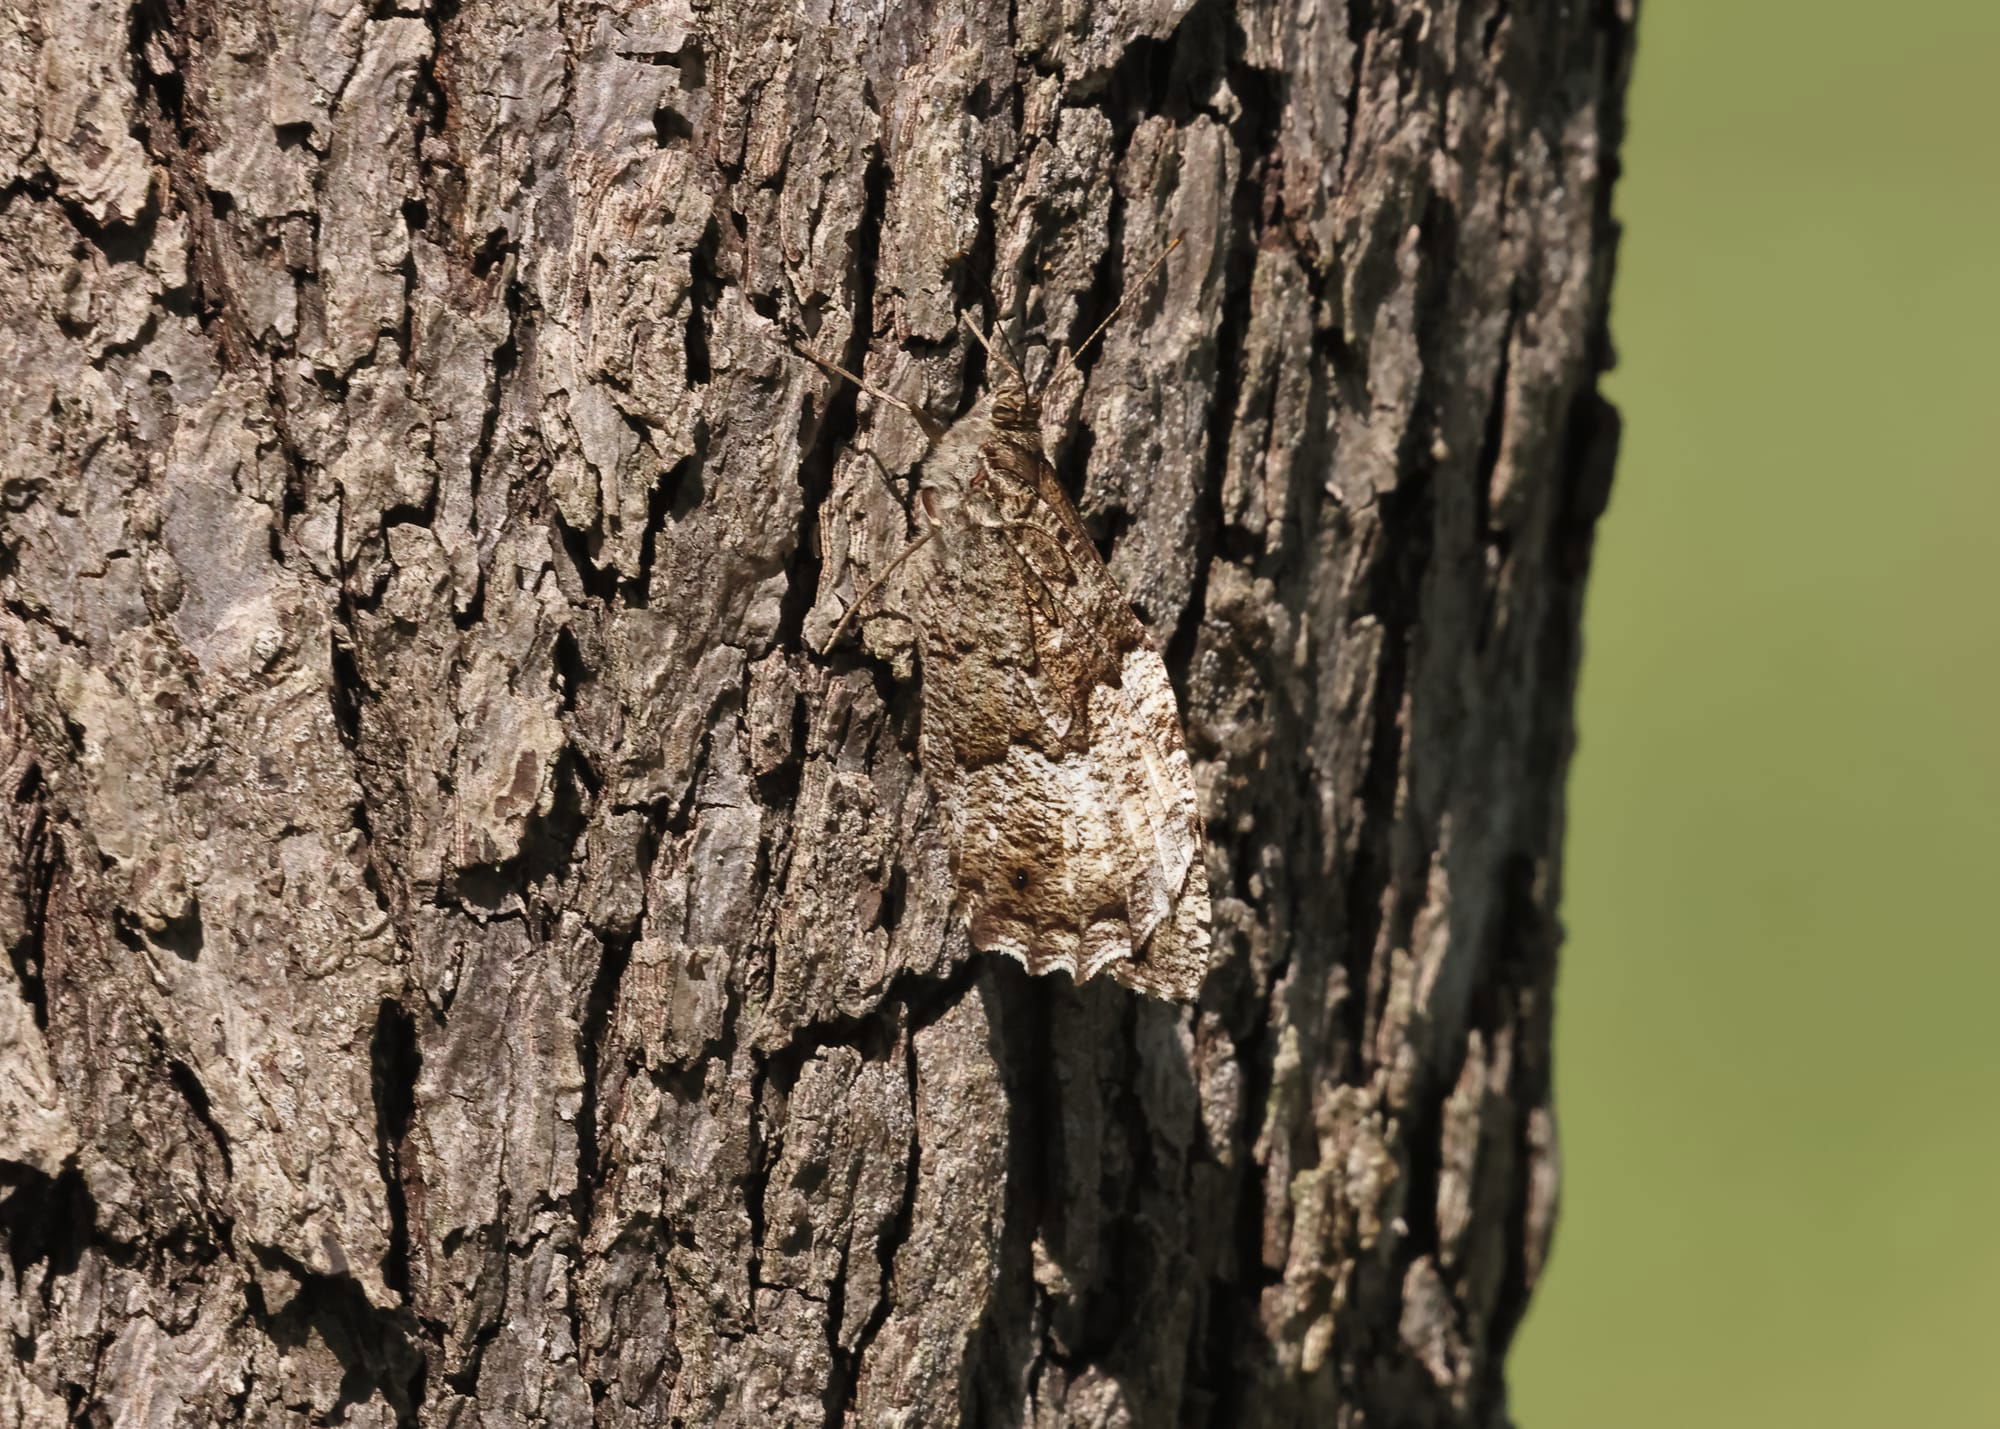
<box><xmin>0</xmin><ymin>0</ymin><xmax>1632</xmax><ymax>1423</ymax></box>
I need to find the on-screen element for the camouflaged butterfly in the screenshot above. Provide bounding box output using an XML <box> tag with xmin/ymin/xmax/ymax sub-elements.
<box><xmin>805</xmin><ymin>248</ymin><xmax>1212</xmax><ymax>1001</ymax></box>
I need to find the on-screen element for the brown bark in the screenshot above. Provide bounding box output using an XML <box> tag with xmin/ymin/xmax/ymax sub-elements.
<box><xmin>0</xmin><ymin>0</ymin><xmax>1632</xmax><ymax>1423</ymax></box>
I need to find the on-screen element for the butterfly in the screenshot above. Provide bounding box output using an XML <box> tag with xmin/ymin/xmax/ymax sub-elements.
<box><xmin>804</xmin><ymin>246</ymin><xmax>1212</xmax><ymax>1001</ymax></box>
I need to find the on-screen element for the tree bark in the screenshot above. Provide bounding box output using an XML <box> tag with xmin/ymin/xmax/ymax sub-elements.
<box><xmin>0</xmin><ymin>0</ymin><xmax>1632</xmax><ymax>1423</ymax></box>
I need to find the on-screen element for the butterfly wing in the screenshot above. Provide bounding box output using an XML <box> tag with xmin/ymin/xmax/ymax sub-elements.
<box><xmin>913</xmin><ymin>428</ymin><xmax>1211</xmax><ymax>1001</ymax></box>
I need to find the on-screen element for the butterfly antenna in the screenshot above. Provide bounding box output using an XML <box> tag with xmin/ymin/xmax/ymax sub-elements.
<box><xmin>1049</xmin><ymin>235</ymin><xmax>1183</xmax><ymax>384</ymax></box>
<box><xmin>792</xmin><ymin>343</ymin><xmax>945</xmax><ymax>440</ymax></box>
<box><xmin>959</xmin><ymin>313</ymin><xmax>1026</xmax><ymax>389</ymax></box>
<box><xmin>818</xmin><ymin>526</ymin><xmax>937</xmax><ymax>654</ymax></box>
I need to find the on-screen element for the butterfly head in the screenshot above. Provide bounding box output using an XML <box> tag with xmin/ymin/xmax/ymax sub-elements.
<box><xmin>988</xmin><ymin>369</ymin><xmax>1041</xmax><ymax>433</ymax></box>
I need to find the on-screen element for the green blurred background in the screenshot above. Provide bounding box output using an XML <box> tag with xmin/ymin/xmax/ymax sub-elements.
<box><xmin>1510</xmin><ymin>3</ymin><xmax>2000</xmax><ymax>1424</ymax></box>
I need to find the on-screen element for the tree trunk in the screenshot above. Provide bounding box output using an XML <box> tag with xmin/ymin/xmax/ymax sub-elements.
<box><xmin>0</xmin><ymin>0</ymin><xmax>1632</xmax><ymax>1423</ymax></box>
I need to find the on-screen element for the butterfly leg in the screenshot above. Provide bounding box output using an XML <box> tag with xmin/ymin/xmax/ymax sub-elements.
<box><xmin>826</xmin><ymin>446</ymin><xmax>914</xmax><ymax>522</ymax></box>
<box><xmin>818</xmin><ymin>524</ymin><xmax>936</xmax><ymax>654</ymax></box>
<box><xmin>958</xmin><ymin>312</ymin><xmax>1027</xmax><ymax>389</ymax></box>
<box><xmin>791</xmin><ymin>343</ymin><xmax>946</xmax><ymax>441</ymax></box>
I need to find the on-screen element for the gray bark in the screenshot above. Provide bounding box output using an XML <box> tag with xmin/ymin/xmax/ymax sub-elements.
<box><xmin>0</xmin><ymin>0</ymin><xmax>1632</xmax><ymax>1424</ymax></box>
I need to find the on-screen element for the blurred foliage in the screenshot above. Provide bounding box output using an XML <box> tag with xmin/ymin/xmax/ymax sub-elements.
<box><xmin>1510</xmin><ymin>4</ymin><xmax>2000</xmax><ymax>1424</ymax></box>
